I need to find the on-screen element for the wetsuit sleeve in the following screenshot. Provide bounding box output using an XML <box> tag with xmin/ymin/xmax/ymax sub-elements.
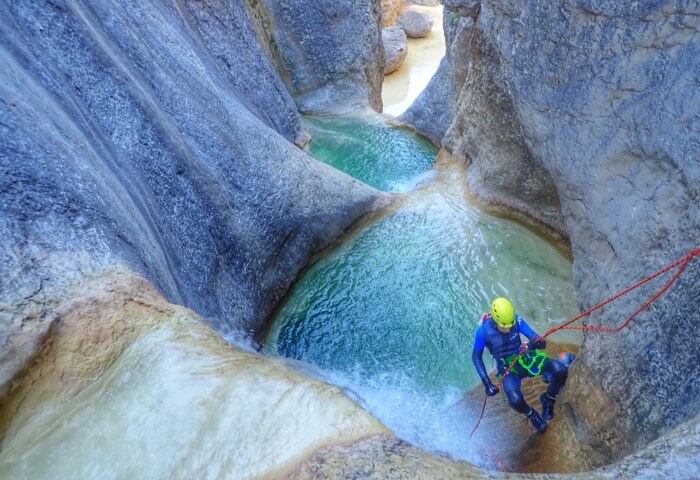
<box><xmin>517</xmin><ymin>315</ymin><xmax>546</xmax><ymax>349</ymax></box>
<box><xmin>471</xmin><ymin>327</ymin><xmax>491</xmax><ymax>386</ymax></box>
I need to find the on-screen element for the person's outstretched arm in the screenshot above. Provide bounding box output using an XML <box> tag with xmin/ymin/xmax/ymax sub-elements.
<box><xmin>472</xmin><ymin>328</ymin><xmax>499</xmax><ymax>396</ymax></box>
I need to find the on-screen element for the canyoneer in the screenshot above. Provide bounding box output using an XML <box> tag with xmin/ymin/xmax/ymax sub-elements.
<box><xmin>471</xmin><ymin>297</ymin><xmax>569</xmax><ymax>433</ymax></box>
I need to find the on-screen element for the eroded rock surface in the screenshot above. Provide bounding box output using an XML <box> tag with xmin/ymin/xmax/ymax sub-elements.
<box><xmin>403</xmin><ymin>0</ymin><xmax>700</xmax><ymax>471</ymax></box>
<box><xmin>255</xmin><ymin>0</ymin><xmax>385</xmax><ymax>113</ymax></box>
<box><xmin>382</xmin><ymin>0</ymin><xmax>406</xmax><ymax>26</ymax></box>
<box><xmin>0</xmin><ymin>0</ymin><xmax>384</xmax><ymax>395</ymax></box>
<box><xmin>0</xmin><ymin>270</ymin><xmax>388</xmax><ymax>479</ymax></box>
<box><xmin>383</xmin><ymin>26</ymin><xmax>409</xmax><ymax>74</ymax></box>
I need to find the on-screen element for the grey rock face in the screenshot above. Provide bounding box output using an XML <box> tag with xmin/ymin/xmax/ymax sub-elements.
<box><xmin>382</xmin><ymin>27</ymin><xmax>409</xmax><ymax>74</ymax></box>
<box><xmin>443</xmin><ymin>21</ymin><xmax>567</xmax><ymax>238</ymax></box>
<box><xmin>399</xmin><ymin>13</ymin><xmax>474</xmax><ymax>145</ymax></box>
<box><xmin>402</xmin><ymin>0</ymin><xmax>699</xmax><ymax>468</ymax></box>
<box><xmin>472</xmin><ymin>0</ymin><xmax>700</xmax><ymax>466</ymax></box>
<box><xmin>443</xmin><ymin>0</ymin><xmax>481</xmax><ymax>18</ymax></box>
<box><xmin>398</xmin><ymin>10</ymin><xmax>433</xmax><ymax>38</ymax></box>
<box><xmin>256</xmin><ymin>0</ymin><xmax>385</xmax><ymax>114</ymax></box>
<box><xmin>0</xmin><ymin>0</ymin><xmax>382</xmax><ymax>393</ymax></box>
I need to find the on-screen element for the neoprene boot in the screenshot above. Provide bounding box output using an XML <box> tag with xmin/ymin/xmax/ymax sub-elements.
<box><xmin>527</xmin><ymin>408</ymin><xmax>547</xmax><ymax>433</ymax></box>
<box><xmin>540</xmin><ymin>393</ymin><xmax>556</xmax><ymax>421</ymax></box>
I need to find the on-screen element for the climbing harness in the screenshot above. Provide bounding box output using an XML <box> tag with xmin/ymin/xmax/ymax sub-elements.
<box><xmin>497</xmin><ymin>350</ymin><xmax>548</xmax><ymax>378</ymax></box>
<box><xmin>470</xmin><ymin>246</ymin><xmax>700</xmax><ymax>438</ymax></box>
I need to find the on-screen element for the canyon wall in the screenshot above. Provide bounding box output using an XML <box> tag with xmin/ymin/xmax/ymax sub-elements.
<box><xmin>403</xmin><ymin>0</ymin><xmax>700</xmax><ymax>469</ymax></box>
<box><xmin>0</xmin><ymin>0</ymin><xmax>385</xmax><ymax>395</ymax></box>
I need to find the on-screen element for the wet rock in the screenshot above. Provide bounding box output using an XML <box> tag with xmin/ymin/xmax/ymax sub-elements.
<box><xmin>0</xmin><ymin>0</ymin><xmax>384</xmax><ymax>393</ymax></box>
<box><xmin>398</xmin><ymin>10</ymin><xmax>433</xmax><ymax>38</ymax></box>
<box><xmin>0</xmin><ymin>270</ymin><xmax>388</xmax><ymax>479</ymax></box>
<box><xmin>471</xmin><ymin>0</ymin><xmax>700</xmax><ymax>468</ymax></box>
<box><xmin>383</xmin><ymin>26</ymin><xmax>409</xmax><ymax>74</ymax></box>
<box><xmin>407</xmin><ymin>0</ymin><xmax>700</xmax><ymax>471</ymax></box>
<box><xmin>256</xmin><ymin>0</ymin><xmax>385</xmax><ymax>114</ymax></box>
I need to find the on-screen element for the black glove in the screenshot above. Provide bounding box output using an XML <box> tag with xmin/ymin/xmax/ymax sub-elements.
<box><xmin>484</xmin><ymin>382</ymin><xmax>499</xmax><ymax>396</ymax></box>
<box><xmin>527</xmin><ymin>337</ymin><xmax>546</xmax><ymax>351</ymax></box>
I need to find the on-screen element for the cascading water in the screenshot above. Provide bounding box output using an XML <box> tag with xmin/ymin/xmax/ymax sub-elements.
<box><xmin>264</xmin><ymin>113</ymin><xmax>580</xmax><ymax>467</ymax></box>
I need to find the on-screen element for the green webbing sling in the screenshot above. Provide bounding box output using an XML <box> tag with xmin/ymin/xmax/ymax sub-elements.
<box><xmin>499</xmin><ymin>350</ymin><xmax>548</xmax><ymax>377</ymax></box>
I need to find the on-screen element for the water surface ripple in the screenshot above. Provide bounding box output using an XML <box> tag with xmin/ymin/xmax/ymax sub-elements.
<box><xmin>266</xmin><ymin>118</ymin><xmax>579</xmax><ymax>462</ymax></box>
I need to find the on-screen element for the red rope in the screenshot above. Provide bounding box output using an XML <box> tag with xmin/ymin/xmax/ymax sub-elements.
<box><xmin>469</xmin><ymin>247</ymin><xmax>700</xmax><ymax>438</ymax></box>
<box><xmin>485</xmin><ymin>447</ymin><xmax>509</xmax><ymax>473</ymax></box>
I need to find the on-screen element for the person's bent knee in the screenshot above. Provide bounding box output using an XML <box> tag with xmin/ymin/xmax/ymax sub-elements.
<box><xmin>546</xmin><ymin>359</ymin><xmax>568</xmax><ymax>382</ymax></box>
<box><xmin>505</xmin><ymin>389</ymin><xmax>529</xmax><ymax>414</ymax></box>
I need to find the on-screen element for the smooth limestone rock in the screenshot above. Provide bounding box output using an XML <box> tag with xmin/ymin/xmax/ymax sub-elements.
<box><xmin>404</xmin><ymin>0</ymin><xmax>700</xmax><ymax>472</ymax></box>
<box><xmin>399</xmin><ymin>10</ymin><xmax>475</xmax><ymax>145</ymax></box>
<box><xmin>443</xmin><ymin>21</ymin><xmax>568</xmax><ymax>240</ymax></box>
<box><xmin>398</xmin><ymin>10</ymin><xmax>434</xmax><ymax>38</ymax></box>
<box><xmin>0</xmin><ymin>0</ymin><xmax>384</xmax><ymax>396</ymax></box>
<box><xmin>474</xmin><ymin>0</ymin><xmax>700</xmax><ymax>469</ymax></box>
<box><xmin>254</xmin><ymin>0</ymin><xmax>385</xmax><ymax>114</ymax></box>
<box><xmin>0</xmin><ymin>270</ymin><xmax>388</xmax><ymax>479</ymax></box>
<box><xmin>383</xmin><ymin>26</ymin><xmax>409</xmax><ymax>74</ymax></box>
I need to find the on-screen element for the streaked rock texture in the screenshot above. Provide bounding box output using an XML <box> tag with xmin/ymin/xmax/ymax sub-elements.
<box><xmin>0</xmin><ymin>0</ymin><xmax>384</xmax><ymax>395</ymax></box>
<box><xmin>0</xmin><ymin>270</ymin><xmax>388</xmax><ymax>479</ymax></box>
<box><xmin>255</xmin><ymin>0</ymin><xmax>385</xmax><ymax>113</ymax></box>
<box><xmin>403</xmin><ymin>0</ymin><xmax>700</xmax><ymax>471</ymax></box>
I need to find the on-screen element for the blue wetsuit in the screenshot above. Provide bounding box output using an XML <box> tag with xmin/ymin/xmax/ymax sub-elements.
<box><xmin>472</xmin><ymin>314</ymin><xmax>567</xmax><ymax>414</ymax></box>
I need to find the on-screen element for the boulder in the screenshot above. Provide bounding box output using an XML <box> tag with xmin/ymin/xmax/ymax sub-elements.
<box><xmin>398</xmin><ymin>10</ymin><xmax>433</xmax><ymax>38</ymax></box>
<box><xmin>409</xmin><ymin>0</ymin><xmax>440</xmax><ymax>6</ymax></box>
<box><xmin>383</xmin><ymin>26</ymin><xmax>409</xmax><ymax>74</ymax></box>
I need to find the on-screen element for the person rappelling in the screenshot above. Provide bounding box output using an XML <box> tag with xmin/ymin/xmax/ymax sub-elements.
<box><xmin>471</xmin><ymin>297</ymin><xmax>570</xmax><ymax>433</ymax></box>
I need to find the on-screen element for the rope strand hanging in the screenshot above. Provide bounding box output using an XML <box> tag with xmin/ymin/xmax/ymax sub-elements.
<box><xmin>470</xmin><ymin>247</ymin><xmax>700</xmax><ymax>437</ymax></box>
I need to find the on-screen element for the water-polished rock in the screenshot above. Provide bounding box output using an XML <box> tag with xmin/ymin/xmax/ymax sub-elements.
<box><xmin>0</xmin><ymin>0</ymin><xmax>384</xmax><ymax>395</ymax></box>
<box><xmin>256</xmin><ymin>0</ymin><xmax>384</xmax><ymax>114</ymax></box>
<box><xmin>383</xmin><ymin>26</ymin><xmax>409</xmax><ymax>74</ymax></box>
<box><xmin>0</xmin><ymin>271</ymin><xmax>389</xmax><ymax>479</ymax></box>
<box><xmin>402</xmin><ymin>0</ymin><xmax>700</xmax><ymax>471</ymax></box>
<box><xmin>398</xmin><ymin>10</ymin><xmax>433</xmax><ymax>38</ymax></box>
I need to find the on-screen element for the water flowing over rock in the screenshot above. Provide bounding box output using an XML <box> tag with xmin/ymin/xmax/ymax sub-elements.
<box><xmin>403</xmin><ymin>0</ymin><xmax>700</xmax><ymax>471</ymax></box>
<box><xmin>0</xmin><ymin>0</ymin><xmax>384</xmax><ymax>395</ymax></box>
<box><xmin>0</xmin><ymin>271</ymin><xmax>388</xmax><ymax>479</ymax></box>
<box><xmin>254</xmin><ymin>0</ymin><xmax>385</xmax><ymax>114</ymax></box>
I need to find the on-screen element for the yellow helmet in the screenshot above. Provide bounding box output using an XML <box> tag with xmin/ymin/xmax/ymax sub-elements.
<box><xmin>491</xmin><ymin>297</ymin><xmax>515</xmax><ymax>328</ymax></box>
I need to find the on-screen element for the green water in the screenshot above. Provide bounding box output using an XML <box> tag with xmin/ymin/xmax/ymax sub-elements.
<box><xmin>303</xmin><ymin>114</ymin><xmax>437</xmax><ymax>191</ymax></box>
<box><xmin>265</xmin><ymin>115</ymin><xmax>580</xmax><ymax>461</ymax></box>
